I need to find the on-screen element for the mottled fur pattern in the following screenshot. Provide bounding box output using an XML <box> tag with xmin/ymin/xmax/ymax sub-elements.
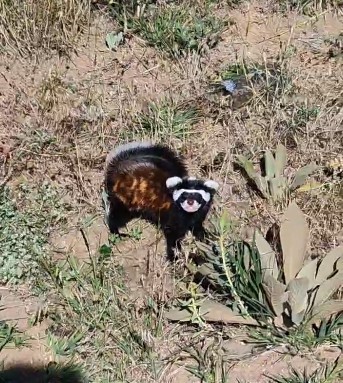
<box><xmin>104</xmin><ymin>141</ymin><xmax>219</xmax><ymax>260</ymax></box>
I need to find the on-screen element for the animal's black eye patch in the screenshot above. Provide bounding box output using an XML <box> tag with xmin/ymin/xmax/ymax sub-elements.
<box><xmin>172</xmin><ymin>188</ymin><xmax>211</xmax><ymax>203</ymax></box>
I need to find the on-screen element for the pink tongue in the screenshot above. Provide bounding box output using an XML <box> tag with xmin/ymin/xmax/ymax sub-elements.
<box><xmin>185</xmin><ymin>204</ymin><xmax>196</xmax><ymax>212</ymax></box>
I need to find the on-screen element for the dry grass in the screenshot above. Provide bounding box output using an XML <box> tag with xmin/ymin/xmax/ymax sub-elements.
<box><xmin>0</xmin><ymin>0</ymin><xmax>342</xmax><ymax>382</ymax></box>
<box><xmin>0</xmin><ymin>0</ymin><xmax>91</xmax><ymax>58</ymax></box>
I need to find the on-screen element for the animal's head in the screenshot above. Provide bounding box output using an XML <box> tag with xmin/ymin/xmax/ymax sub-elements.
<box><xmin>166</xmin><ymin>176</ymin><xmax>219</xmax><ymax>213</ymax></box>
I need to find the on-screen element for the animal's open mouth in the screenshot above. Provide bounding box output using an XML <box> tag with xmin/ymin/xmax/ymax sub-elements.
<box><xmin>181</xmin><ymin>200</ymin><xmax>201</xmax><ymax>213</ymax></box>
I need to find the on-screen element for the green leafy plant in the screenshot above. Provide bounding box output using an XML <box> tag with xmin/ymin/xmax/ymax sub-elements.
<box><xmin>250</xmin><ymin>203</ymin><xmax>342</xmax><ymax>347</ymax></box>
<box><xmin>235</xmin><ymin>144</ymin><xmax>320</xmax><ymax>203</ymax></box>
<box><xmin>0</xmin><ymin>321</ymin><xmax>27</xmax><ymax>352</ymax></box>
<box><xmin>166</xmin><ymin>203</ymin><xmax>343</xmax><ymax>349</ymax></box>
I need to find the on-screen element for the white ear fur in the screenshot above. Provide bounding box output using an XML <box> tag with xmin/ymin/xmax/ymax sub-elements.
<box><xmin>166</xmin><ymin>176</ymin><xmax>183</xmax><ymax>189</ymax></box>
<box><xmin>204</xmin><ymin>180</ymin><xmax>219</xmax><ymax>191</ymax></box>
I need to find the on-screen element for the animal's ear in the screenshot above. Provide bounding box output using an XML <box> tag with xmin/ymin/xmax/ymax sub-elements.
<box><xmin>166</xmin><ymin>176</ymin><xmax>182</xmax><ymax>189</ymax></box>
<box><xmin>204</xmin><ymin>180</ymin><xmax>219</xmax><ymax>191</ymax></box>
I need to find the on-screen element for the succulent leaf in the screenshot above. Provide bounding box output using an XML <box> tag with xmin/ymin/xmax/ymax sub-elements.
<box><xmin>290</xmin><ymin>164</ymin><xmax>320</xmax><ymax>191</ymax></box>
<box><xmin>312</xmin><ymin>272</ymin><xmax>343</xmax><ymax>309</ymax></box>
<box><xmin>315</xmin><ymin>245</ymin><xmax>343</xmax><ymax>285</ymax></box>
<box><xmin>286</xmin><ymin>277</ymin><xmax>309</xmax><ymax>325</ymax></box>
<box><xmin>275</xmin><ymin>144</ymin><xmax>287</xmax><ymax>177</ymax></box>
<box><xmin>264</xmin><ymin>149</ymin><xmax>276</xmax><ymax>179</ymax></box>
<box><xmin>280</xmin><ymin>202</ymin><xmax>309</xmax><ymax>284</ymax></box>
<box><xmin>296</xmin><ymin>258</ymin><xmax>318</xmax><ymax>289</ymax></box>
<box><xmin>254</xmin><ymin>230</ymin><xmax>279</xmax><ymax>280</ymax></box>
<box><xmin>307</xmin><ymin>300</ymin><xmax>343</xmax><ymax>326</ymax></box>
<box><xmin>262</xmin><ymin>275</ymin><xmax>287</xmax><ymax>316</ymax></box>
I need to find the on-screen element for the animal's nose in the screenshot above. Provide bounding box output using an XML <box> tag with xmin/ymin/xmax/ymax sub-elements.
<box><xmin>187</xmin><ymin>199</ymin><xmax>194</xmax><ymax>205</ymax></box>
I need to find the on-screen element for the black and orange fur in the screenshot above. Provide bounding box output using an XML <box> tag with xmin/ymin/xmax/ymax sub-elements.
<box><xmin>104</xmin><ymin>142</ymin><xmax>217</xmax><ymax>260</ymax></box>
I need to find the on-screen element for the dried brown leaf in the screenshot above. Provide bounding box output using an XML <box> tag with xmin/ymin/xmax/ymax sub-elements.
<box><xmin>315</xmin><ymin>245</ymin><xmax>343</xmax><ymax>285</ymax></box>
<box><xmin>255</xmin><ymin>230</ymin><xmax>279</xmax><ymax>280</ymax></box>
<box><xmin>312</xmin><ymin>272</ymin><xmax>343</xmax><ymax>309</ymax></box>
<box><xmin>280</xmin><ymin>202</ymin><xmax>309</xmax><ymax>284</ymax></box>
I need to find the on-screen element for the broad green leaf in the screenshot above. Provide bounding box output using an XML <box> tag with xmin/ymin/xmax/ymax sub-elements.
<box><xmin>269</xmin><ymin>177</ymin><xmax>285</xmax><ymax>201</ymax></box>
<box><xmin>275</xmin><ymin>144</ymin><xmax>287</xmax><ymax>177</ymax></box>
<box><xmin>286</xmin><ymin>277</ymin><xmax>309</xmax><ymax>324</ymax></box>
<box><xmin>236</xmin><ymin>155</ymin><xmax>258</xmax><ymax>181</ymax></box>
<box><xmin>255</xmin><ymin>230</ymin><xmax>279</xmax><ymax>280</ymax></box>
<box><xmin>292</xmin><ymin>309</ymin><xmax>306</xmax><ymax>326</ymax></box>
<box><xmin>105</xmin><ymin>31</ymin><xmax>124</xmax><ymax>51</ymax></box>
<box><xmin>199</xmin><ymin>300</ymin><xmax>258</xmax><ymax>325</ymax></box>
<box><xmin>296</xmin><ymin>258</ymin><xmax>318</xmax><ymax>289</ymax></box>
<box><xmin>164</xmin><ymin>299</ymin><xmax>258</xmax><ymax>326</ymax></box>
<box><xmin>254</xmin><ymin>175</ymin><xmax>269</xmax><ymax>198</ymax></box>
<box><xmin>315</xmin><ymin>245</ymin><xmax>343</xmax><ymax>285</ymax></box>
<box><xmin>280</xmin><ymin>202</ymin><xmax>309</xmax><ymax>284</ymax></box>
<box><xmin>337</xmin><ymin>256</ymin><xmax>343</xmax><ymax>271</ymax></box>
<box><xmin>264</xmin><ymin>150</ymin><xmax>275</xmax><ymax>179</ymax></box>
<box><xmin>307</xmin><ymin>300</ymin><xmax>343</xmax><ymax>325</ymax></box>
<box><xmin>164</xmin><ymin>307</ymin><xmax>194</xmax><ymax>322</ymax></box>
<box><xmin>290</xmin><ymin>164</ymin><xmax>320</xmax><ymax>191</ymax></box>
<box><xmin>312</xmin><ymin>272</ymin><xmax>343</xmax><ymax>309</ymax></box>
<box><xmin>236</xmin><ymin>155</ymin><xmax>269</xmax><ymax>198</ymax></box>
<box><xmin>262</xmin><ymin>275</ymin><xmax>287</xmax><ymax>316</ymax></box>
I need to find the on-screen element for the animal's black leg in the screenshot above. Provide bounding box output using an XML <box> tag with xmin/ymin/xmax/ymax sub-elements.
<box><xmin>107</xmin><ymin>199</ymin><xmax>132</xmax><ymax>237</ymax></box>
<box><xmin>164</xmin><ymin>229</ymin><xmax>185</xmax><ymax>262</ymax></box>
<box><xmin>192</xmin><ymin>224</ymin><xmax>206</xmax><ymax>241</ymax></box>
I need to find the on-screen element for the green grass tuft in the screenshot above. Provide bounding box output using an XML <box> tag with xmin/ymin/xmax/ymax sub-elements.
<box><xmin>136</xmin><ymin>99</ymin><xmax>200</xmax><ymax>142</ymax></box>
<box><xmin>0</xmin><ymin>184</ymin><xmax>67</xmax><ymax>284</ymax></box>
<box><xmin>109</xmin><ymin>2</ymin><xmax>226</xmax><ymax>58</ymax></box>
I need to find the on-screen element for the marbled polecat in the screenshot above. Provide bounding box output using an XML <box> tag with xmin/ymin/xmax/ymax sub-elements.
<box><xmin>104</xmin><ymin>141</ymin><xmax>219</xmax><ymax>260</ymax></box>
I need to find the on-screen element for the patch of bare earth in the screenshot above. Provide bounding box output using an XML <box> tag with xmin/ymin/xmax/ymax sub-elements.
<box><xmin>0</xmin><ymin>0</ymin><xmax>342</xmax><ymax>381</ymax></box>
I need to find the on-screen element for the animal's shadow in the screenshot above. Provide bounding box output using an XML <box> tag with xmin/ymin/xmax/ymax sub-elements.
<box><xmin>0</xmin><ymin>362</ymin><xmax>87</xmax><ymax>383</ymax></box>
